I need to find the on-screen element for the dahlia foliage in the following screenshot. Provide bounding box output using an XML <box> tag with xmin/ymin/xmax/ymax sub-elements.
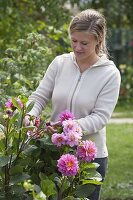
<box><xmin>0</xmin><ymin>98</ymin><xmax>102</xmax><ymax>200</ymax></box>
<box><xmin>0</xmin><ymin>96</ymin><xmax>45</xmax><ymax>199</ymax></box>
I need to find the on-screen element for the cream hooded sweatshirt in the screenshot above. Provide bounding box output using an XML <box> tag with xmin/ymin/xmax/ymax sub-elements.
<box><xmin>28</xmin><ymin>52</ymin><xmax>121</xmax><ymax>158</ymax></box>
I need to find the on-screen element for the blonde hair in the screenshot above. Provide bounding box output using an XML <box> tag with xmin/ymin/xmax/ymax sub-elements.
<box><xmin>69</xmin><ymin>9</ymin><xmax>108</xmax><ymax>56</ymax></box>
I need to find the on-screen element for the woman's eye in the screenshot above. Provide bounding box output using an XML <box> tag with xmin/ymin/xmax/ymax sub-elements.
<box><xmin>72</xmin><ymin>40</ymin><xmax>77</xmax><ymax>43</ymax></box>
<box><xmin>82</xmin><ymin>42</ymin><xmax>88</xmax><ymax>45</ymax></box>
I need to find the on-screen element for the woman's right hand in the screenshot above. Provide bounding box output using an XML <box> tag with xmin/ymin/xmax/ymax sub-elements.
<box><xmin>46</xmin><ymin>121</ymin><xmax>61</xmax><ymax>135</ymax></box>
<box><xmin>23</xmin><ymin>114</ymin><xmax>34</xmax><ymax>127</ymax></box>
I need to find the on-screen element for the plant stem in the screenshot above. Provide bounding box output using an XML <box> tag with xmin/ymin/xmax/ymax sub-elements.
<box><xmin>13</xmin><ymin>131</ymin><xmax>27</xmax><ymax>165</ymax></box>
<box><xmin>17</xmin><ymin>107</ymin><xmax>24</xmax><ymax>152</ymax></box>
<box><xmin>57</xmin><ymin>176</ymin><xmax>66</xmax><ymax>200</ymax></box>
<box><xmin>4</xmin><ymin>119</ymin><xmax>10</xmax><ymax>198</ymax></box>
<box><xmin>4</xmin><ymin>164</ymin><xmax>10</xmax><ymax>198</ymax></box>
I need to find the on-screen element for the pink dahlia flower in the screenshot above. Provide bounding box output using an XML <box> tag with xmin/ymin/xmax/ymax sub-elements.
<box><xmin>57</xmin><ymin>154</ymin><xmax>79</xmax><ymax>176</ymax></box>
<box><xmin>77</xmin><ymin>140</ymin><xmax>97</xmax><ymax>162</ymax></box>
<box><xmin>51</xmin><ymin>133</ymin><xmax>66</xmax><ymax>147</ymax></box>
<box><xmin>65</xmin><ymin>131</ymin><xmax>82</xmax><ymax>147</ymax></box>
<box><xmin>5</xmin><ymin>99</ymin><xmax>13</xmax><ymax>109</ymax></box>
<box><xmin>16</xmin><ymin>98</ymin><xmax>23</xmax><ymax>108</ymax></box>
<box><xmin>35</xmin><ymin>117</ymin><xmax>40</xmax><ymax>128</ymax></box>
<box><xmin>5</xmin><ymin>98</ymin><xmax>23</xmax><ymax>109</ymax></box>
<box><xmin>62</xmin><ymin>119</ymin><xmax>81</xmax><ymax>134</ymax></box>
<box><xmin>59</xmin><ymin>110</ymin><xmax>75</xmax><ymax>122</ymax></box>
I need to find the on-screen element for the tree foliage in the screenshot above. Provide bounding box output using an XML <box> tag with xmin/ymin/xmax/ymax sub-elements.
<box><xmin>0</xmin><ymin>0</ymin><xmax>71</xmax><ymax>56</ymax></box>
<box><xmin>78</xmin><ymin>0</ymin><xmax>133</xmax><ymax>28</ymax></box>
<box><xmin>0</xmin><ymin>0</ymin><xmax>133</xmax><ymax>55</ymax></box>
<box><xmin>0</xmin><ymin>32</ymin><xmax>56</xmax><ymax>101</ymax></box>
<box><xmin>0</xmin><ymin>0</ymin><xmax>133</xmax><ymax>102</ymax></box>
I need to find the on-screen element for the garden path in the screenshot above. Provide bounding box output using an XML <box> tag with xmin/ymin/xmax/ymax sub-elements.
<box><xmin>109</xmin><ymin>118</ymin><xmax>133</xmax><ymax>124</ymax></box>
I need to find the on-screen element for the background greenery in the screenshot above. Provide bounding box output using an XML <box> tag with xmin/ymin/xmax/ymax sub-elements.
<box><xmin>0</xmin><ymin>0</ymin><xmax>133</xmax><ymax>106</ymax></box>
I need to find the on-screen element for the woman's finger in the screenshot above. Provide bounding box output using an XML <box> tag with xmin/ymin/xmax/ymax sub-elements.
<box><xmin>47</xmin><ymin>126</ymin><xmax>56</xmax><ymax>134</ymax></box>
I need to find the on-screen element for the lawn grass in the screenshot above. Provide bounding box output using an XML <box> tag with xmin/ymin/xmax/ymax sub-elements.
<box><xmin>112</xmin><ymin>103</ymin><xmax>133</xmax><ymax>118</ymax></box>
<box><xmin>101</xmin><ymin>124</ymin><xmax>133</xmax><ymax>200</ymax></box>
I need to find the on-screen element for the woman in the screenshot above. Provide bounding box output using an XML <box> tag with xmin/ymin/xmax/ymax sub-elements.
<box><xmin>25</xmin><ymin>9</ymin><xmax>121</xmax><ymax>200</ymax></box>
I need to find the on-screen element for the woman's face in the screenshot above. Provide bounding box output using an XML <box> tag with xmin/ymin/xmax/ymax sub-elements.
<box><xmin>70</xmin><ymin>31</ymin><xmax>98</xmax><ymax>61</ymax></box>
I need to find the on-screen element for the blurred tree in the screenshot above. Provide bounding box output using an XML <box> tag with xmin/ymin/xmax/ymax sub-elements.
<box><xmin>0</xmin><ymin>0</ymin><xmax>133</xmax><ymax>103</ymax></box>
<box><xmin>78</xmin><ymin>0</ymin><xmax>133</xmax><ymax>28</ymax></box>
<box><xmin>0</xmin><ymin>0</ymin><xmax>72</xmax><ymax>56</ymax></box>
<box><xmin>1</xmin><ymin>0</ymin><xmax>133</xmax><ymax>56</ymax></box>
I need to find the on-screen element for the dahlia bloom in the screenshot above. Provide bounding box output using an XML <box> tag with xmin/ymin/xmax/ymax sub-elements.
<box><xmin>59</xmin><ymin>110</ymin><xmax>75</xmax><ymax>122</ymax></box>
<box><xmin>51</xmin><ymin>133</ymin><xmax>66</xmax><ymax>147</ymax></box>
<box><xmin>16</xmin><ymin>98</ymin><xmax>23</xmax><ymax>108</ymax></box>
<box><xmin>5</xmin><ymin>98</ymin><xmax>23</xmax><ymax>109</ymax></box>
<box><xmin>35</xmin><ymin>117</ymin><xmax>40</xmax><ymax>128</ymax></box>
<box><xmin>57</xmin><ymin>154</ymin><xmax>79</xmax><ymax>176</ymax></box>
<box><xmin>77</xmin><ymin>140</ymin><xmax>97</xmax><ymax>162</ymax></box>
<box><xmin>50</xmin><ymin>119</ymin><xmax>83</xmax><ymax>147</ymax></box>
<box><xmin>65</xmin><ymin>131</ymin><xmax>82</xmax><ymax>147</ymax></box>
<box><xmin>61</xmin><ymin>119</ymin><xmax>82</xmax><ymax>147</ymax></box>
<box><xmin>62</xmin><ymin>119</ymin><xmax>82</xmax><ymax>135</ymax></box>
<box><xmin>5</xmin><ymin>99</ymin><xmax>13</xmax><ymax>109</ymax></box>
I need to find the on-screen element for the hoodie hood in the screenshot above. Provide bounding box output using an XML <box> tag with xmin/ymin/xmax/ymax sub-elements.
<box><xmin>70</xmin><ymin>52</ymin><xmax>115</xmax><ymax>69</ymax></box>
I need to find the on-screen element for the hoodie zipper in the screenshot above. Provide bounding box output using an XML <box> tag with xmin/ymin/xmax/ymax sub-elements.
<box><xmin>70</xmin><ymin>73</ymin><xmax>82</xmax><ymax>112</ymax></box>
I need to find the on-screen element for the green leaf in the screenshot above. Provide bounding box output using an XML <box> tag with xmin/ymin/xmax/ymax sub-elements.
<box><xmin>10</xmin><ymin>173</ymin><xmax>30</xmax><ymax>184</ymax></box>
<box><xmin>54</xmin><ymin>177</ymin><xmax>61</xmax><ymax>192</ymax></box>
<box><xmin>0</xmin><ymin>156</ymin><xmax>10</xmax><ymax>167</ymax></box>
<box><xmin>10</xmin><ymin>165</ymin><xmax>24</xmax><ymax>175</ymax></box>
<box><xmin>10</xmin><ymin>185</ymin><xmax>25</xmax><ymax>196</ymax></box>
<box><xmin>62</xmin><ymin>178</ymin><xmax>70</xmax><ymax>192</ymax></box>
<box><xmin>12</xmin><ymin>97</ymin><xmax>22</xmax><ymax>112</ymax></box>
<box><xmin>39</xmin><ymin>137</ymin><xmax>58</xmax><ymax>151</ymax></box>
<box><xmin>18</xmin><ymin>94</ymin><xmax>28</xmax><ymax>105</ymax></box>
<box><xmin>80</xmin><ymin>162</ymin><xmax>99</xmax><ymax>171</ymax></box>
<box><xmin>8</xmin><ymin>112</ymin><xmax>20</xmax><ymax>129</ymax></box>
<box><xmin>41</xmin><ymin>179</ymin><xmax>56</xmax><ymax>197</ymax></box>
<box><xmin>23</xmin><ymin>145</ymin><xmax>38</xmax><ymax>155</ymax></box>
<box><xmin>39</xmin><ymin>173</ymin><xmax>48</xmax><ymax>181</ymax></box>
<box><xmin>0</xmin><ymin>140</ymin><xmax>5</xmax><ymax>151</ymax></box>
<box><xmin>0</xmin><ymin>124</ymin><xmax>4</xmax><ymax>132</ymax></box>
<box><xmin>26</xmin><ymin>101</ymin><xmax>35</xmax><ymax>113</ymax></box>
<box><xmin>75</xmin><ymin>184</ymin><xmax>95</xmax><ymax>198</ymax></box>
<box><xmin>81</xmin><ymin>168</ymin><xmax>97</xmax><ymax>179</ymax></box>
<box><xmin>80</xmin><ymin>179</ymin><xmax>102</xmax><ymax>185</ymax></box>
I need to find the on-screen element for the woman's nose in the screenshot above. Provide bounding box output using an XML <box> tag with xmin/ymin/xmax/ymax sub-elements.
<box><xmin>74</xmin><ymin>43</ymin><xmax>82</xmax><ymax>50</ymax></box>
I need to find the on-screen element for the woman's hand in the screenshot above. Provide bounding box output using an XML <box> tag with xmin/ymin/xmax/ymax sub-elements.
<box><xmin>46</xmin><ymin>121</ymin><xmax>61</xmax><ymax>135</ymax></box>
<box><xmin>23</xmin><ymin>115</ymin><xmax>35</xmax><ymax>127</ymax></box>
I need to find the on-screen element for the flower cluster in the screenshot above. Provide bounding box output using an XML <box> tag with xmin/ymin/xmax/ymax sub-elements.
<box><xmin>4</xmin><ymin>98</ymin><xmax>43</xmax><ymax>140</ymax></box>
<box><xmin>5</xmin><ymin>98</ymin><xmax>23</xmax><ymax>109</ymax></box>
<box><xmin>1</xmin><ymin>99</ymin><xmax>100</xmax><ymax>199</ymax></box>
<box><xmin>4</xmin><ymin>97</ymin><xmax>23</xmax><ymax>118</ymax></box>
<box><xmin>27</xmin><ymin>116</ymin><xmax>43</xmax><ymax>139</ymax></box>
<box><xmin>27</xmin><ymin>117</ymin><xmax>42</xmax><ymax>139</ymax></box>
<box><xmin>52</xmin><ymin>119</ymin><xmax>82</xmax><ymax>147</ymax></box>
<box><xmin>49</xmin><ymin>110</ymin><xmax>97</xmax><ymax>177</ymax></box>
